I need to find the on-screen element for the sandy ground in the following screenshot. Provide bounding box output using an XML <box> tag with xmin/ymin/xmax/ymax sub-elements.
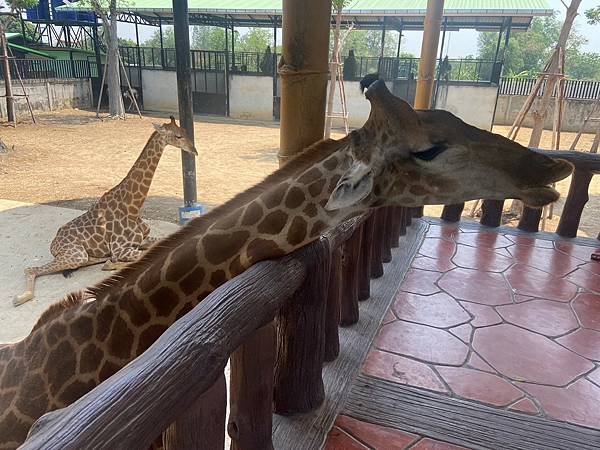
<box><xmin>0</xmin><ymin>109</ymin><xmax>597</xmax><ymax>236</ymax></box>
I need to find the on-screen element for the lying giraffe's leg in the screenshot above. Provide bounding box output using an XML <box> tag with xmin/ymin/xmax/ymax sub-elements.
<box><xmin>13</xmin><ymin>247</ymin><xmax>105</xmax><ymax>306</ymax></box>
<box><xmin>102</xmin><ymin>246</ymin><xmax>143</xmax><ymax>271</ymax></box>
<box><xmin>137</xmin><ymin>220</ymin><xmax>159</xmax><ymax>250</ymax></box>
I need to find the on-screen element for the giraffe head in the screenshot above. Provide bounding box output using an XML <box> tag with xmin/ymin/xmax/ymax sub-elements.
<box><xmin>152</xmin><ymin>116</ymin><xmax>197</xmax><ymax>155</ymax></box>
<box><xmin>326</xmin><ymin>75</ymin><xmax>572</xmax><ymax>211</ymax></box>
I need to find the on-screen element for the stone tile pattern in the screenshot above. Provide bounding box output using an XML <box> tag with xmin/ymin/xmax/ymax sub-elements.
<box><xmin>362</xmin><ymin>223</ymin><xmax>600</xmax><ymax>430</ymax></box>
<box><xmin>325</xmin><ymin>415</ymin><xmax>470</xmax><ymax>450</ymax></box>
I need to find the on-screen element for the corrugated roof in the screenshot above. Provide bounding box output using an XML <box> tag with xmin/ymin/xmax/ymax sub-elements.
<box><xmin>8</xmin><ymin>42</ymin><xmax>57</xmax><ymax>59</ymax></box>
<box><xmin>62</xmin><ymin>0</ymin><xmax>552</xmax><ymax>30</ymax></box>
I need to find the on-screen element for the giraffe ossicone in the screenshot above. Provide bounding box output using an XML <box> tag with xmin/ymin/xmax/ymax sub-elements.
<box><xmin>12</xmin><ymin>116</ymin><xmax>196</xmax><ymax>307</ymax></box>
<box><xmin>0</xmin><ymin>75</ymin><xmax>572</xmax><ymax>449</ymax></box>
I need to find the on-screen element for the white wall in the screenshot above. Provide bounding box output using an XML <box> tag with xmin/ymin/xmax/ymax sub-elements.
<box><xmin>0</xmin><ymin>78</ymin><xmax>92</xmax><ymax>117</ymax></box>
<box><xmin>141</xmin><ymin>69</ymin><xmax>178</xmax><ymax>112</ymax></box>
<box><xmin>230</xmin><ymin>75</ymin><xmax>273</xmax><ymax>121</ymax></box>
<box><xmin>435</xmin><ymin>84</ymin><xmax>498</xmax><ymax>130</ymax></box>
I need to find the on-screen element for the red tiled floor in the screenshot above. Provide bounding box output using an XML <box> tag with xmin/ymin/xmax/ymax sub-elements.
<box><xmin>459</xmin><ymin>302</ymin><xmax>502</xmax><ymax>327</ymax></box>
<box><xmin>438</xmin><ymin>268</ymin><xmax>512</xmax><ymax>306</ymax></box>
<box><xmin>376</xmin><ymin>321</ymin><xmax>469</xmax><ymax>366</ymax></box>
<box><xmin>572</xmin><ymin>293</ymin><xmax>600</xmax><ymax>331</ymax></box>
<box><xmin>557</xmin><ymin>328</ymin><xmax>600</xmax><ymax>361</ymax></box>
<box><xmin>325</xmin><ymin>426</ymin><xmax>368</xmax><ymax>449</ymax></box>
<box><xmin>400</xmin><ymin>268</ymin><xmax>441</xmax><ymax>295</ymax></box>
<box><xmin>496</xmin><ymin>300</ymin><xmax>578</xmax><ymax>337</ymax></box>
<box><xmin>362</xmin><ymin>350</ymin><xmax>447</xmax><ymax>392</ymax></box>
<box><xmin>334</xmin><ymin>415</ymin><xmax>419</xmax><ymax>450</ymax></box>
<box><xmin>452</xmin><ymin>244</ymin><xmax>513</xmax><ymax>272</ymax></box>
<box><xmin>566</xmin><ymin>268</ymin><xmax>600</xmax><ymax>293</ymax></box>
<box><xmin>419</xmin><ymin>238</ymin><xmax>456</xmax><ymax>260</ymax></box>
<box><xmin>436</xmin><ymin>366</ymin><xmax>523</xmax><ymax>406</ymax></box>
<box><xmin>508</xmin><ymin>398</ymin><xmax>540</xmax><ymax>415</ymax></box>
<box><xmin>363</xmin><ymin>222</ymin><xmax>600</xmax><ymax>433</ymax></box>
<box><xmin>473</xmin><ymin>324</ymin><xmax>594</xmax><ymax>385</ymax></box>
<box><xmin>505</xmin><ymin>264</ymin><xmax>578</xmax><ymax>302</ymax></box>
<box><xmin>393</xmin><ymin>292</ymin><xmax>470</xmax><ymax>328</ymax></box>
<box><xmin>518</xmin><ymin>379</ymin><xmax>600</xmax><ymax>429</ymax></box>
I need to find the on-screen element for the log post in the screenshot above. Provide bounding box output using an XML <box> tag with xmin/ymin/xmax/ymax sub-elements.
<box><xmin>441</xmin><ymin>203</ymin><xmax>464</xmax><ymax>222</ymax></box>
<box><xmin>518</xmin><ymin>207</ymin><xmax>543</xmax><ymax>233</ymax></box>
<box><xmin>340</xmin><ymin>228</ymin><xmax>362</xmax><ymax>326</ymax></box>
<box><xmin>370</xmin><ymin>210</ymin><xmax>385</xmax><ymax>279</ymax></box>
<box><xmin>358</xmin><ymin>219</ymin><xmax>374</xmax><ymax>301</ymax></box>
<box><xmin>390</xmin><ymin>207</ymin><xmax>403</xmax><ymax>248</ymax></box>
<box><xmin>228</xmin><ymin>323</ymin><xmax>276</xmax><ymax>450</ymax></box>
<box><xmin>404</xmin><ymin>206</ymin><xmax>413</xmax><ymax>227</ymax></box>
<box><xmin>273</xmin><ymin>238</ymin><xmax>330</xmax><ymax>414</ymax></box>
<box><xmin>480</xmin><ymin>200</ymin><xmax>504</xmax><ymax>227</ymax></box>
<box><xmin>324</xmin><ymin>248</ymin><xmax>342</xmax><ymax>362</ymax></box>
<box><xmin>556</xmin><ymin>168</ymin><xmax>593</xmax><ymax>238</ymax></box>
<box><xmin>381</xmin><ymin>207</ymin><xmax>393</xmax><ymax>263</ymax></box>
<box><xmin>163</xmin><ymin>374</ymin><xmax>227</xmax><ymax>450</ymax></box>
<box><xmin>397</xmin><ymin>207</ymin><xmax>407</xmax><ymax>238</ymax></box>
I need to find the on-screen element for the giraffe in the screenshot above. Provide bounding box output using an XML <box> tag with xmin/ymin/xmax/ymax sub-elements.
<box><xmin>0</xmin><ymin>77</ymin><xmax>573</xmax><ymax>449</ymax></box>
<box><xmin>13</xmin><ymin>116</ymin><xmax>197</xmax><ymax>307</ymax></box>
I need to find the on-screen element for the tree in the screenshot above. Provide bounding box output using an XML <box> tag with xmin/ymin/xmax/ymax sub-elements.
<box><xmin>0</xmin><ymin>0</ymin><xmax>38</xmax><ymax>124</ymax></box>
<box><xmin>237</xmin><ymin>28</ymin><xmax>273</xmax><ymax>52</ymax></box>
<box><xmin>334</xmin><ymin>29</ymin><xmax>399</xmax><ymax>58</ymax></box>
<box><xmin>585</xmin><ymin>5</ymin><xmax>600</xmax><ymax>24</ymax></box>
<box><xmin>81</xmin><ymin>0</ymin><xmax>124</xmax><ymax>117</ymax></box>
<box><xmin>144</xmin><ymin>26</ymin><xmax>175</xmax><ymax>48</ymax></box>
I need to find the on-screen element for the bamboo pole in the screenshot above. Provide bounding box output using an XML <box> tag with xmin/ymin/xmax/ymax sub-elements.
<box><xmin>414</xmin><ymin>0</ymin><xmax>445</xmax><ymax>110</ymax></box>
<box><xmin>278</xmin><ymin>0</ymin><xmax>332</xmax><ymax>166</ymax></box>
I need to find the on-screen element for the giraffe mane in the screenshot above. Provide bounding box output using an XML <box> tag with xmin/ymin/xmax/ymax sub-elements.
<box><xmin>88</xmin><ymin>135</ymin><xmax>351</xmax><ymax>299</ymax></box>
<box><xmin>31</xmin><ymin>291</ymin><xmax>93</xmax><ymax>331</ymax></box>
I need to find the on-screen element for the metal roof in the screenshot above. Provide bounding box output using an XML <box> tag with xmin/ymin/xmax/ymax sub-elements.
<box><xmin>62</xmin><ymin>0</ymin><xmax>553</xmax><ymax>30</ymax></box>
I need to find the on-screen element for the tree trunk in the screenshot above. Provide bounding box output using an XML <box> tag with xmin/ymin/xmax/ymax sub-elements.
<box><xmin>324</xmin><ymin>5</ymin><xmax>342</xmax><ymax>139</ymax></box>
<box><xmin>105</xmin><ymin>7</ymin><xmax>124</xmax><ymax>118</ymax></box>
<box><xmin>0</xmin><ymin>23</ymin><xmax>15</xmax><ymax>124</ymax></box>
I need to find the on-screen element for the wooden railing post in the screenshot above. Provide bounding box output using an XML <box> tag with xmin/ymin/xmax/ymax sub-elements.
<box><xmin>381</xmin><ymin>207</ymin><xmax>393</xmax><ymax>263</ymax></box>
<box><xmin>163</xmin><ymin>374</ymin><xmax>227</xmax><ymax>450</ymax></box>
<box><xmin>228</xmin><ymin>323</ymin><xmax>276</xmax><ymax>450</ymax></box>
<box><xmin>340</xmin><ymin>227</ymin><xmax>362</xmax><ymax>326</ymax></box>
<box><xmin>518</xmin><ymin>206</ymin><xmax>543</xmax><ymax>233</ymax></box>
<box><xmin>557</xmin><ymin>168</ymin><xmax>593</xmax><ymax>238</ymax></box>
<box><xmin>390</xmin><ymin>206</ymin><xmax>403</xmax><ymax>248</ymax></box>
<box><xmin>480</xmin><ymin>200</ymin><xmax>504</xmax><ymax>227</ymax></box>
<box><xmin>370</xmin><ymin>210</ymin><xmax>385</xmax><ymax>279</ymax></box>
<box><xmin>441</xmin><ymin>203</ymin><xmax>464</xmax><ymax>222</ymax></box>
<box><xmin>273</xmin><ymin>238</ymin><xmax>330</xmax><ymax>414</ymax></box>
<box><xmin>324</xmin><ymin>248</ymin><xmax>342</xmax><ymax>361</ymax></box>
<box><xmin>358</xmin><ymin>219</ymin><xmax>374</xmax><ymax>301</ymax></box>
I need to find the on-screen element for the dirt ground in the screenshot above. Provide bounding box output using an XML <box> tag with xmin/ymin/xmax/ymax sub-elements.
<box><xmin>0</xmin><ymin>109</ymin><xmax>597</xmax><ymax>237</ymax></box>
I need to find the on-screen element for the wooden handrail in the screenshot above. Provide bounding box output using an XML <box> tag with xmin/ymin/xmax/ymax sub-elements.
<box><xmin>22</xmin><ymin>256</ymin><xmax>307</xmax><ymax>449</ymax></box>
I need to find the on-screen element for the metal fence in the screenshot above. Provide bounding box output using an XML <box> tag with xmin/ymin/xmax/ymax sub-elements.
<box><xmin>0</xmin><ymin>58</ymin><xmax>97</xmax><ymax>81</ymax></box>
<box><xmin>499</xmin><ymin>77</ymin><xmax>600</xmax><ymax>100</ymax></box>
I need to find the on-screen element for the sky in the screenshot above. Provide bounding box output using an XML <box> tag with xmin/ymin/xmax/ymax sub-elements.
<box><xmin>116</xmin><ymin>0</ymin><xmax>600</xmax><ymax>57</ymax></box>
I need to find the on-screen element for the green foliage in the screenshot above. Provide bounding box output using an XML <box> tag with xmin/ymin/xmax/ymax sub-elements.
<box><xmin>585</xmin><ymin>6</ymin><xmax>600</xmax><ymax>24</ymax></box>
<box><xmin>477</xmin><ymin>12</ymin><xmax>600</xmax><ymax>80</ymax></box>
<box><xmin>118</xmin><ymin>37</ymin><xmax>136</xmax><ymax>47</ymax></box>
<box><xmin>144</xmin><ymin>26</ymin><xmax>175</xmax><ymax>48</ymax></box>
<box><xmin>191</xmin><ymin>26</ymin><xmax>226</xmax><ymax>50</ymax></box>
<box><xmin>238</xmin><ymin>28</ymin><xmax>273</xmax><ymax>52</ymax></box>
<box><xmin>335</xmin><ymin>29</ymin><xmax>400</xmax><ymax>58</ymax></box>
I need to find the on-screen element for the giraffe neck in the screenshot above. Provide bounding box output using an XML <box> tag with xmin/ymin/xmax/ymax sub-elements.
<box><xmin>110</xmin><ymin>131</ymin><xmax>166</xmax><ymax>215</ymax></box>
<box><xmin>0</xmin><ymin>137</ymin><xmax>358</xmax><ymax>447</ymax></box>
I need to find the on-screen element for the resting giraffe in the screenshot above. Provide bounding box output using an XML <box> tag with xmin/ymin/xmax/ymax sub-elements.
<box><xmin>0</xmin><ymin>77</ymin><xmax>573</xmax><ymax>449</ymax></box>
<box><xmin>13</xmin><ymin>116</ymin><xmax>197</xmax><ymax>306</ymax></box>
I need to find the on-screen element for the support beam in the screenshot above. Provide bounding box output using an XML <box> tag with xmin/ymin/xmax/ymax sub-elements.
<box><xmin>396</xmin><ymin>24</ymin><xmax>403</xmax><ymax>59</ymax></box>
<box><xmin>378</xmin><ymin>18</ymin><xmax>386</xmax><ymax>72</ymax></box>
<box><xmin>159</xmin><ymin>16</ymin><xmax>165</xmax><ymax>68</ymax></box>
<box><xmin>432</xmin><ymin>17</ymin><xmax>447</xmax><ymax>108</ymax></box>
<box><xmin>173</xmin><ymin>0</ymin><xmax>197</xmax><ymax>207</ymax></box>
<box><xmin>414</xmin><ymin>0</ymin><xmax>445</xmax><ymax>110</ymax></box>
<box><xmin>278</xmin><ymin>0</ymin><xmax>332</xmax><ymax>165</ymax></box>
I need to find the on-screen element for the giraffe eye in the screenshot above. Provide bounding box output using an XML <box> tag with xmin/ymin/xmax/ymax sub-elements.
<box><xmin>413</xmin><ymin>144</ymin><xmax>447</xmax><ymax>161</ymax></box>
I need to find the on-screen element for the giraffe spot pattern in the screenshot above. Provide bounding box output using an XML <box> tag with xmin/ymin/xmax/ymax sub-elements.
<box><xmin>203</xmin><ymin>230</ymin><xmax>250</xmax><ymax>265</ymax></box>
<box><xmin>287</xmin><ymin>216</ymin><xmax>308</xmax><ymax>246</ymax></box>
<box><xmin>107</xmin><ymin>316</ymin><xmax>134</xmax><ymax>359</ymax></box>
<box><xmin>95</xmin><ymin>305</ymin><xmax>116</xmax><ymax>342</ymax></box>
<box><xmin>262</xmin><ymin>185</ymin><xmax>287</xmax><ymax>209</ymax></box>
<box><xmin>79</xmin><ymin>343</ymin><xmax>103</xmax><ymax>374</ymax></box>
<box><xmin>210</xmin><ymin>270</ymin><xmax>228</xmax><ymax>288</ymax></box>
<box><xmin>45</xmin><ymin>341</ymin><xmax>76</xmax><ymax>394</ymax></box>
<box><xmin>165</xmin><ymin>243</ymin><xmax>198</xmax><ymax>283</ymax></box>
<box><xmin>98</xmin><ymin>360</ymin><xmax>121</xmax><ymax>383</ymax></box>
<box><xmin>120</xmin><ymin>288</ymin><xmax>151</xmax><ymax>327</ymax></box>
<box><xmin>257</xmin><ymin>211</ymin><xmax>288</xmax><ymax>235</ymax></box>
<box><xmin>323</xmin><ymin>155</ymin><xmax>338</xmax><ymax>171</ymax></box>
<box><xmin>69</xmin><ymin>316</ymin><xmax>93</xmax><ymax>345</ymax></box>
<box><xmin>308</xmin><ymin>179</ymin><xmax>326</xmax><ymax>198</ymax></box>
<box><xmin>303</xmin><ymin>203</ymin><xmax>318</xmax><ymax>218</ymax></box>
<box><xmin>241</xmin><ymin>202</ymin><xmax>263</xmax><ymax>226</ymax></box>
<box><xmin>247</xmin><ymin>238</ymin><xmax>287</xmax><ymax>264</ymax></box>
<box><xmin>310</xmin><ymin>220</ymin><xmax>327</xmax><ymax>238</ymax></box>
<box><xmin>149</xmin><ymin>286</ymin><xmax>179</xmax><ymax>318</ymax></box>
<box><xmin>137</xmin><ymin>325</ymin><xmax>168</xmax><ymax>355</ymax></box>
<box><xmin>298</xmin><ymin>167</ymin><xmax>322</xmax><ymax>184</ymax></box>
<box><xmin>59</xmin><ymin>379</ymin><xmax>96</xmax><ymax>405</ymax></box>
<box><xmin>285</xmin><ymin>187</ymin><xmax>306</xmax><ymax>209</ymax></box>
<box><xmin>179</xmin><ymin>266</ymin><xmax>206</xmax><ymax>296</ymax></box>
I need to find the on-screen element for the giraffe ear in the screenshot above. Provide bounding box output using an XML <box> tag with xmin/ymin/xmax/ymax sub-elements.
<box><xmin>325</xmin><ymin>161</ymin><xmax>374</xmax><ymax>211</ymax></box>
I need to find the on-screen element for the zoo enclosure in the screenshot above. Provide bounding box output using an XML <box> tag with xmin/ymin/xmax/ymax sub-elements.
<box><xmin>20</xmin><ymin>146</ymin><xmax>600</xmax><ymax>449</ymax></box>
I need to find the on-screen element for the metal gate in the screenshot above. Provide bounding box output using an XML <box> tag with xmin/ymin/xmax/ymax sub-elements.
<box><xmin>191</xmin><ymin>50</ymin><xmax>227</xmax><ymax>116</ymax></box>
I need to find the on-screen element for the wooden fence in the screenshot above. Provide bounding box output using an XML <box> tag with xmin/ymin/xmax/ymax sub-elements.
<box><xmin>20</xmin><ymin>149</ymin><xmax>600</xmax><ymax>449</ymax></box>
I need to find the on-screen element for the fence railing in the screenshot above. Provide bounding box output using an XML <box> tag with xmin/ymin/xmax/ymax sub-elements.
<box><xmin>0</xmin><ymin>58</ymin><xmax>98</xmax><ymax>81</ymax></box>
<box><xmin>500</xmin><ymin>77</ymin><xmax>600</xmax><ymax>100</ymax></box>
<box><xmin>21</xmin><ymin>203</ymin><xmax>414</xmax><ymax>449</ymax></box>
